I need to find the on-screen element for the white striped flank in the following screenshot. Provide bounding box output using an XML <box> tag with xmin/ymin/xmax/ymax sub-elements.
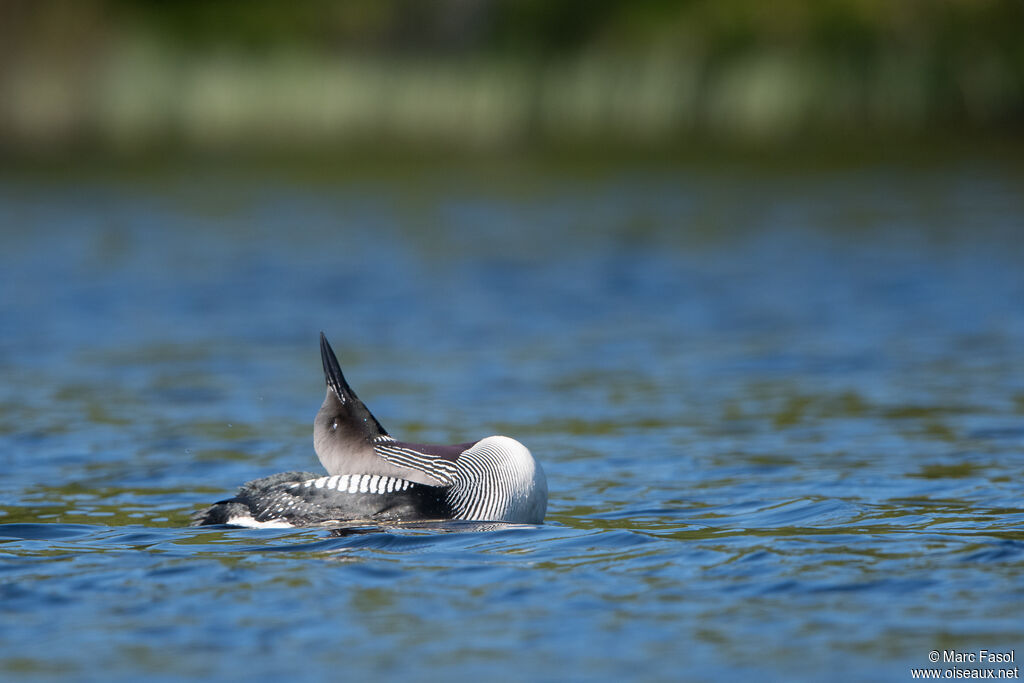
<box><xmin>295</xmin><ymin>473</ymin><xmax>413</xmax><ymax>495</ymax></box>
<box><xmin>445</xmin><ymin>436</ymin><xmax>547</xmax><ymax>524</ymax></box>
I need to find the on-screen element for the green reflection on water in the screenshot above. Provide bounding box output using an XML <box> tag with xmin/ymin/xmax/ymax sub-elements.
<box><xmin>0</xmin><ymin>483</ymin><xmax>206</xmax><ymax>528</ymax></box>
<box><xmin>911</xmin><ymin>463</ymin><xmax>983</xmax><ymax>479</ymax></box>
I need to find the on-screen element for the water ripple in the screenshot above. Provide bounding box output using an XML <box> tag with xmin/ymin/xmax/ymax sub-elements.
<box><xmin>3</xmin><ymin>165</ymin><xmax>1024</xmax><ymax>680</ymax></box>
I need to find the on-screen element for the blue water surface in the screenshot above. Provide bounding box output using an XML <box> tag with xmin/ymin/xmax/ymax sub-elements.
<box><xmin>1</xmin><ymin>160</ymin><xmax>1023</xmax><ymax>681</ymax></box>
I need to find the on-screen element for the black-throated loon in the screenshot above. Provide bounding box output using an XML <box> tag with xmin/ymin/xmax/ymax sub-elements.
<box><xmin>192</xmin><ymin>333</ymin><xmax>547</xmax><ymax>528</ymax></box>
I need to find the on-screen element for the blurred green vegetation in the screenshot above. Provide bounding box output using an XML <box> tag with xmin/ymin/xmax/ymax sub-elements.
<box><xmin>1</xmin><ymin>0</ymin><xmax>1021</xmax><ymax>159</ymax></box>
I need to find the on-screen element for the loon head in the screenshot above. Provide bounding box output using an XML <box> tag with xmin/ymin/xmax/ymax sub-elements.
<box><xmin>314</xmin><ymin>333</ymin><xmax>384</xmax><ymax>446</ymax></box>
<box><xmin>314</xmin><ymin>334</ymin><xmax>403</xmax><ymax>472</ymax></box>
<box><xmin>314</xmin><ymin>333</ymin><xmax>444</xmax><ymax>487</ymax></box>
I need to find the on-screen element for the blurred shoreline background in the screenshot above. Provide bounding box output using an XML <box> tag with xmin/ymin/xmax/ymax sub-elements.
<box><xmin>2</xmin><ymin>0</ymin><xmax>1022</xmax><ymax>164</ymax></box>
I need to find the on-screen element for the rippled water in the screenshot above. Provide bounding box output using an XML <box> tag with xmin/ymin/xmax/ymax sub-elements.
<box><xmin>2</xmin><ymin>160</ymin><xmax>1023</xmax><ymax>681</ymax></box>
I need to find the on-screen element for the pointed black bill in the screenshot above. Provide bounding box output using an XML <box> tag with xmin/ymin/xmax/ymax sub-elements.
<box><xmin>319</xmin><ymin>332</ymin><xmax>389</xmax><ymax>437</ymax></box>
<box><xmin>320</xmin><ymin>332</ymin><xmax>351</xmax><ymax>402</ymax></box>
